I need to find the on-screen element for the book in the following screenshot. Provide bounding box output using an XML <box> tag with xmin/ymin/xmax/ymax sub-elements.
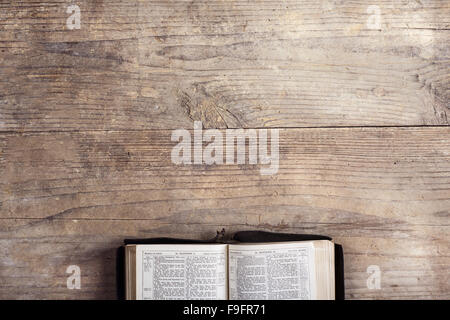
<box><xmin>125</xmin><ymin>239</ymin><xmax>336</xmax><ymax>300</ymax></box>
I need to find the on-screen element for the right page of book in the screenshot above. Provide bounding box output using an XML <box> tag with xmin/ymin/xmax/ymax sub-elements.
<box><xmin>228</xmin><ymin>242</ymin><xmax>317</xmax><ymax>300</ymax></box>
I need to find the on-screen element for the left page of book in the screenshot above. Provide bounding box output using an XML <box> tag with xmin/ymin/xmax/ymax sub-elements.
<box><xmin>135</xmin><ymin>244</ymin><xmax>228</xmax><ymax>300</ymax></box>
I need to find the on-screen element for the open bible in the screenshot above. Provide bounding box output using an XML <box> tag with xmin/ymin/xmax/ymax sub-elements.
<box><xmin>125</xmin><ymin>240</ymin><xmax>336</xmax><ymax>300</ymax></box>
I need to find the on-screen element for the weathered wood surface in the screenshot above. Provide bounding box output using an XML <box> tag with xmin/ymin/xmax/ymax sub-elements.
<box><xmin>0</xmin><ymin>0</ymin><xmax>449</xmax><ymax>131</ymax></box>
<box><xmin>0</xmin><ymin>0</ymin><xmax>449</xmax><ymax>300</ymax></box>
<box><xmin>0</xmin><ymin>128</ymin><xmax>449</xmax><ymax>299</ymax></box>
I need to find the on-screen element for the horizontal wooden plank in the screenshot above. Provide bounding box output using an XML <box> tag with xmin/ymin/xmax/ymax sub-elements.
<box><xmin>0</xmin><ymin>127</ymin><xmax>449</xmax><ymax>299</ymax></box>
<box><xmin>0</xmin><ymin>0</ymin><xmax>449</xmax><ymax>131</ymax></box>
<box><xmin>0</xmin><ymin>221</ymin><xmax>448</xmax><ymax>299</ymax></box>
<box><xmin>1</xmin><ymin>127</ymin><xmax>449</xmax><ymax>222</ymax></box>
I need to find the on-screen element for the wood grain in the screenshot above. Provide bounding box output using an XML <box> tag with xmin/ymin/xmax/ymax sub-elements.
<box><xmin>0</xmin><ymin>0</ymin><xmax>449</xmax><ymax>300</ymax></box>
<box><xmin>0</xmin><ymin>0</ymin><xmax>449</xmax><ymax>131</ymax></box>
<box><xmin>0</xmin><ymin>127</ymin><xmax>449</xmax><ymax>299</ymax></box>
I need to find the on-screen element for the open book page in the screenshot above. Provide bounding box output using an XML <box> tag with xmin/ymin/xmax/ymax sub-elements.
<box><xmin>135</xmin><ymin>244</ymin><xmax>228</xmax><ymax>300</ymax></box>
<box><xmin>228</xmin><ymin>242</ymin><xmax>316</xmax><ymax>300</ymax></box>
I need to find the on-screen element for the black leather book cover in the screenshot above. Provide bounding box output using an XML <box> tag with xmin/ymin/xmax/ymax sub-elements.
<box><xmin>116</xmin><ymin>230</ymin><xmax>345</xmax><ymax>300</ymax></box>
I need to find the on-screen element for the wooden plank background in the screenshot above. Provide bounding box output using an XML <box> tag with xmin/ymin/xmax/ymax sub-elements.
<box><xmin>0</xmin><ymin>0</ymin><xmax>449</xmax><ymax>299</ymax></box>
